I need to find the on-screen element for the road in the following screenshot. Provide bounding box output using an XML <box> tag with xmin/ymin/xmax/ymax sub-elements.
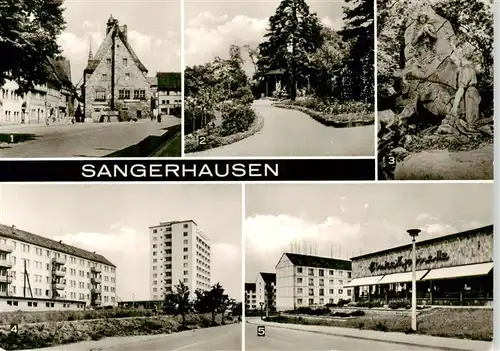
<box><xmin>245</xmin><ymin>323</ymin><xmax>442</xmax><ymax>351</ymax></box>
<box><xmin>0</xmin><ymin>116</ymin><xmax>180</xmax><ymax>158</ymax></box>
<box><xmin>27</xmin><ymin>323</ymin><xmax>241</xmax><ymax>351</ymax></box>
<box><xmin>186</xmin><ymin>100</ymin><xmax>375</xmax><ymax>157</ymax></box>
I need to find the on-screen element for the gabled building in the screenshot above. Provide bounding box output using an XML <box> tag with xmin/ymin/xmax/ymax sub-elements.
<box><xmin>83</xmin><ymin>15</ymin><xmax>152</xmax><ymax>122</ymax></box>
<box><xmin>275</xmin><ymin>253</ymin><xmax>353</xmax><ymax>311</ymax></box>
<box><xmin>156</xmin><ymin>72</ymin><xmax>181</xmax><ymax>117</ymax></box>
<box><xmin>255</xmin><ymin>272</ymin><xmax>276</xmax><ymax>312</ymax></box>
<box><xmin>45</xmin><ymin>57</ymin><xmax>75</xmax><ymax>121</ymax></box>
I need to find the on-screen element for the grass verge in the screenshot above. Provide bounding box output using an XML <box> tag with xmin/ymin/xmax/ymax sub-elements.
<box><xmin>184</xmin><ymin>110</ymin><xmax>264</xmax><ymax>153</ymax></box>
<box><xmin>0</xmin><ymin>313</ymin><xmax>237</xmax><ymax>350</ymax></box>
<box><xmin>265</xmin><ymin>308</ymin><xmax>492</xmax><ymax>341</ymax></box>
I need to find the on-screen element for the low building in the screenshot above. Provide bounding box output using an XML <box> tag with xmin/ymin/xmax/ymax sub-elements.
<box><xmin>244</xmin><ymin>283</ymin><xmax>257</xmax><ymax>310</ymax></box>
<box><xmin>275</xmin><ymin>253</ymin><xmax>353</xmax><ymax>311</ymax></box>
<box><xmin>45</xmin><ymin>57</ymin><xmax>75</xmax><ymax>121</ymax></box>
<box><xmin>0</xmin><ymin>224</ymin><xmax>117</xmax><ymax>312</ymax></box>
<box><xmin>118</xmin><ymin>299</ymin><xmax>163</xmax><ymax>310</ymax></box>
<box><xmin>255</xmin><ymin>272</ymin><xmax>276</xmax><ymax>312</ymax></box>
<box><xmin>156</xmin><ymin>72</ymin><xmax>181</xmax><ymax>116</ymax></box>
<box><xmin>344</xmin><ymin>225</ymin><xmax>493</xmax><ymax>307</ymax></box>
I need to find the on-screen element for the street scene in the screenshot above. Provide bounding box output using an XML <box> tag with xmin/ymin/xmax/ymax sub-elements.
<box><xmin>0</xmin><ymin>1</ymin><xmax>181</xmax><ymax>157</ymax></box>
<box><xmin>377</xmin><ymin>0</ymin><xmax>494</xmax><ymax>180</ymax></box>
<box><xmin>244</xmin><ymin>183</ymin><xmax>493</xmax><ymax>351</ymax></box>
<box><xmin>184</xmin><ymin>0</ymin><xmax>374</xmax><ymax>157</ymax></box>
<box><xmin>0</xmin><ymin>184</ymin><xmax>242</xmax><ymax>350</ymax></box>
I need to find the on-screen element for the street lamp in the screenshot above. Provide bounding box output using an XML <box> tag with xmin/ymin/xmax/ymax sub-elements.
<box><xmin>259</xmin><ymin>302</ymin><xmax>265</xmax><ymax>320</ymax></box>
<box><xmin>407</xmin><ymin>228</ymin><xmax>421</xmax><ymax>331</ymax></box>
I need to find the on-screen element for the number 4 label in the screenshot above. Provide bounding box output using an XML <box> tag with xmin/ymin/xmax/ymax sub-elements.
<box><xmin>10</xmin><ymin>323</ymin><xmax>18</xmax><ymax>333</ymax></box>
<box><xmin>257</xmin><ymin>325</ymin><xmax>265</xmax><ymax>337</ymax></box>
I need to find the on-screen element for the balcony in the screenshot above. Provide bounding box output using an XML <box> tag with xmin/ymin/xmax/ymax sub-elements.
<box><xmin>52</xmin><ymin>267</ymin><xmax>66</xmax><ymax>277</ymax></box>
<box><xmin>90</xmin><ymin>266</ymin><xmax>102</xmax><ymax>274</ymax></box>
<box><xmin>91</xmin><ymin>276</ymin><xmax>102</xmax><ymax>284</ymax></box>
<box><xmin>52</xmin><ymin>282</ymin><xmax>66</xmax><ymax>290</ymax></box>
<box><xmin>91</xmin><ymin>288</ymin><xmax>102</xmax><ymax>295</ymax></box>
<box><xmin>0</xmin><ymin>275</ymin><xmax>13</xmax><ymax>284</ymax></box>
<box><xmin>92</xmin><ymin>298</ymin><xmax>102</xmax><ymax>305</ymax></box>
<box><xmin>0</xmin><ymin>258</ymin><xmax>13</xmax><ymax>269</ymax></box>
<box><xmin>52</xmin><ymin>256</ymin><xmax>66</xmax><ymax>265</ymax></box>
<box><xmin>0</xmin><ymin>243</ymin><xmax>13</xmax><ymax>253</ymax></box>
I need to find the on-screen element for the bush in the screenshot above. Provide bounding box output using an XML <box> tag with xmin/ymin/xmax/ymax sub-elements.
<box><xmin>350</xmin><ymin>310</ymin><xmax>365</xmax><ymax>317</ymax></box>
<box><xmin>220</xmin><ymin>104</ymin><xmax>256</xmax><ymax>137</ymax></box>
<box><xmin>388</xmin><ymin>300</ymin><xmax>411</xmax><ymax>310</ymax></box>
<box><xmin>337</xmin><ymin>299</ymin><xmax>351</xmax><ymax>307</ymax></box>
<box><xmin>374</xmin><ymin>322</ymin><xmax>389</xmax><ymax>332</ymax></box>
<box><xmin>355</xmin><ymin>300</ymin><xmax>384</xmax><ymax>308</ymax></box>
<box><xmin>232</xmin><ymin>86</ymin><xmax>254</xmax><ymax>105</ymax></box>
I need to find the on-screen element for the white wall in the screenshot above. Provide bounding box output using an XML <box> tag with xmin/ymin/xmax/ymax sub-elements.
<box><xmin>276</xmin><ymin>255</ymin><xmax>295</xmax><ymax>311</ymax></box>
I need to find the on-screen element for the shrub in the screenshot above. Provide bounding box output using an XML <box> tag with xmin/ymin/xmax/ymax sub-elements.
<box><xmin>388</xmin><ymin>300</ymin><xmax>411</xmax><ymax>310</ymax></box>
<box><xmin>350</xmin><ymin>310</ymin><xmax>365</xmax><ymax>317</ymax></box>
<box><xmin>374</xmin><ymin>322</ymin><xmax>389</xmax><ymax>332</ymax></box>
<box><xmin>355</xmin><ymin>300</ymin><xmax>384</xmax><ymax>308</ymax></box>
<box><xmin>232</xmin><ymin>86</ymin><xmax>254</xmax><ymax>105</ymax></box>
<box><xmin>220</xmin><ymin>104</ymin><xmax>256</xmax><ymax>136</ymax></box>
<box><xmin>337</xmin><ymin>299</ymin><xmax>351</xmax><ymax>307</ymax></box>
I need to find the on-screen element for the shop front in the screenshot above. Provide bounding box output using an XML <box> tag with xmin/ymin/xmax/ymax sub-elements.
<box><xmin>345</xmin><ymin>225</ymin><xmax>493</xmax><ymax>306</ymax></box>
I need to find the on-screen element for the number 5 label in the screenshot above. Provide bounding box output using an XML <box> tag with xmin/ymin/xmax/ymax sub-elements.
<box><xmin>257</xmin><ymin>325</ymin><xmax>265</xmax><ymax>337</ymax></box>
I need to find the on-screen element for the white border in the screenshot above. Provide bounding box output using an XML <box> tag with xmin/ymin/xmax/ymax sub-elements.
<box><xmin>373</xmin><ymin>0</ymin><xmax>379</xmax><ymax>180</ymax></box>
<box><xmin>241</xmin><ymin>183</ymin><xmax>246</xmax><ymax>351</ymax></box>
<box><xmin>180</xmin><ymin>0</ymin><xmax>185</xmax><ymax>157</ymax></box>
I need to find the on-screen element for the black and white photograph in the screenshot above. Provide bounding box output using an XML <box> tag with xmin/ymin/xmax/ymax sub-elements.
<box><xmin>0</xmin><ymin>184</ymin><xmax>242</xmax><ymax>351</ymax></box>
<box><xmin>184</xmin><ymin>0</ymin><xmax>375</xmax><ymax>157</ymax></box>
<box><xmin>377</xmin><ymin>0</ymin><xmax>494</xmax><ymax>180</ymax></box>
<box><xmin>244</xmin><ymin>183</ymin><xmax>493</xmax><ymax>350</ymax></box>
<box><xmin>0</xmin><ymin>0</ymin><xmax>181</xmax><ymax>158</ymax></box>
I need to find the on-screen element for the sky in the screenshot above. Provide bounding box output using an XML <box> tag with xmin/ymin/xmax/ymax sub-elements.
<box><xmin>0</xmin><ymin>184</ymin><xmax>242</xmax><ymax>301</ymax></box>
<box><xmin>244</xmin><ymin>183</ymin><xmax>493</xmax><ymax>282</ymax></box>
<box><xmin>57</xmin><ymin>0</ymin><xmax>181</xmax><ymax>85</ymax></box>
<box><xmin>185</xmin><ymin>0</ymin><xmax>351</xmax><ymax>74</ymax></box>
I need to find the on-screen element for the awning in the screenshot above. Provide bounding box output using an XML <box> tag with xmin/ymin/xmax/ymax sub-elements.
<box><xmin>344</xmin><ymin>275</ymin><xmax>384</xmax><ymax>287</ymax></box>
<box><xmin>377</xmin><ymin>270</ymin><xmax>429</xmax><ymax>285</ymax></box>
<box><xmin>422</xmin><ymin>262</ymin><xmax>493</xmax><ymax>281</ymax></box>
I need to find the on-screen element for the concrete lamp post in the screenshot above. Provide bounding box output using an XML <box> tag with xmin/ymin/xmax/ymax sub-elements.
<box><xmin>407</xmin><ymin>228</ymin><xmax>421</xmax><ymax>331</ymax></box>
<box><xmin>259</xmin><ymin>302</ymin><xmax>265</xmax><ymax>320</ymax></box>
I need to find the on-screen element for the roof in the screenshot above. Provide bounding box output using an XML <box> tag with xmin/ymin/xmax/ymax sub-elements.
<box><xmin>351</xmin><ymin>225</ymin><xmax>494</xmax><ymax>260</ymax></box>
<box><xmin>0</xmin><ymin>224</ymin><xmax>115</xmax><ymax>267</ymax></box>
<box><xmin>85</xmin><ymin>19</ymin><xmax>148</xmax><ymax>74</ymax></box>
<box><xmin>280</xmin><ymin>253</ymin><xmax>352</xmax><ymax>271</ymax></box>
<box><xmin>46</xmin><ymin>57</ymin><xmax>73</xmax><ymax>88</ymax></box>
<box><xmin>147</xmin><ymin>77</ymin><xmax>157</xmax><ymax>87</ymax></box>
<box><xmin>245</xmin><ymin>283</ymin><xmax>256</xmax><ymax>292</ymax></box>
<box><xmin>156</xmin><ymin>72</ymin><xmax>181</xmax><ymax>90</ymax></box>
<box><xmin>259</xmin><ymin>272</ymin><xmax>276</xmax><ymax>284</ymax></box>
<box><xmin>149</xmin><ymin>220</ymin><xmax>198</xmax><ymax>229</ymax></box>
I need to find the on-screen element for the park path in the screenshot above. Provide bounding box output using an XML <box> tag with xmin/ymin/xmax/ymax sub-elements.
<box><xmin>186</xmin><ymin>100</ymin><xmax>375</xmax><ymax>157</ymax></box>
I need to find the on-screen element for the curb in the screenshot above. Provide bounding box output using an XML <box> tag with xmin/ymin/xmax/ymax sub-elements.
<box><xmin>272</xmin><ymin>103</ymin><xmax>374</xmax><ymax>128</ymax></box>
<box><xmin>247</xmin><ymin>321</ymin><xmax>490</xmax><ymax>351</ymax></box>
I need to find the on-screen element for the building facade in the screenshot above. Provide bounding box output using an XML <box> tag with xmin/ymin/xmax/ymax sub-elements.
<box><xmin>245</xmin><ymin>283</ymin><xmax>257</xmax><ymax>310</ymax></box>
<box><xmin>255</xmin><ymin>272</ymin><xmax>276</xmax><ymax>312</ymax></box>
<box><xmin>345</xmin><ymin>225</ymin><xmax>493</xmax><ymax>306</ymax></box>
<box><xmin>84</xmin><ymin>15</ymin><xmax>152</xmax><ymax>122</ymax></box>
<box><xmin>275</xmin><ymin>253</ymin><xmax>353</xmax><ymax>311</ymax></box>
<box><xmin>0</xmin><ymin>224</ymin><xmax>116</xmax><ymax>312</ymax></box>
<box><xmin>0</xmin><ymin>57</ymin><xmax>74</xmax><ymax>125</ymax></box>
<box><xmin>149</xmin><ymin>220</ymin><xmax>211</xmax><ymax>300</ymax></box>
<box><xmin>156</xmin><ymin>72</ymin><xmax>181</xmax><ymax>116</ymax></box>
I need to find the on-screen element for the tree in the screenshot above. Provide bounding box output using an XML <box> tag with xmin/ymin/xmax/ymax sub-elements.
<box><xmin>205</xmin><ymin>283</ymin><xmax>227</xmax><ymax>324</ymax></box>
<box><xmin>339</xmin><ymin>0</ymin><xmax>374</xmax><ymax>104</ymax></box>
<box><xmin>170</xmin><ymin>281</ymin><xmax>191</xmax><ymax>324</ymax></box>
<box><xmin>257</xmin><ymin>0</ymin><xmax>323</xmax><ymax>100</ymax></box>
<box><xmin>0</xmin><ymin>0</ymin><xmax>66</xmax><ymax>94</ymax></box>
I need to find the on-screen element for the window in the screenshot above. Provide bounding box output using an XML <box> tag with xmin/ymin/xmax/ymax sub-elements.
<box><xmin>183</xmin><ymin>232</ymin><xmax>188</xmax><ymax>237</ymax></box>
<box><xmin>319</xmin><ymin>269</ymin><xmax>324</xmax><ymax>277</ymax></box>
<box><xmin>296</xmin><ymin>267</ymin><xmax>302</xmax><ymax>273</ymax></box>
<box><xmin>329</xmin><ymin>270</ymin><xmax>334</xmax><ymax>275</ymax></box>
<box><xmin>183</xmin><ymin>240</ymin><xmax>188</xmax><ymax>245</ymax></box>
<box><xmin>107</xmin><ymin>58</ymin><xmax>111</xmax><ymax>64</ymax></box>
<box><xmin>319</xmin><ymin>279</ymin><xmax>324</xmax><ymax>286</ymax></box>
<box><xmin>297</xmin><ymin>298</ymin><xmax>303</xmax><ymax>305</ymax></box>
<box><xmin>118</xmin><ymin>89</ymin><xmax>130</xmax><ymax>99</ymax></box>
<box><xmin>338</xmin><ymin>289</ymin><xmax>343</xmax><ymax>294</ymax></box>
<box><xmin>183</xmin><ymin>255</ymin><xmax>188</xmax><ymax>259</ymax></box>
<box><xmin>308</xmin><ymin>278</ymin><xmax>313</xmax><ymax>286</ymax></box>
<box><xmin>183</xmin><ymin>248</ymin><xmax>188</xmax><ymax>252</ymax></box>
<box><xmin>101</xmin><ymin>74</ymin><xmax>107</xmax><ymax>81</ymax></box>
<box><xmin>329</xmin><ymin>289</ymin><xmax>334</xmax><ymax>294</ymax></box>
<box><xmin>95</xmin><ymin>91</ymin><xmax>106</xmax><ymax>101</ymax></box>
<box><xmin>308</xmin><ymin>268</ymin><xmax>314</xmax><ymax>276</ymax></box>
<box><xmin>184</xmin><ymin>271</ymin><xmax>188</xmax><ymax>275</ymax></box>
<box><xmin>297</xmin><ymin>288</ymin><xmax>303</xmax><ymax>294</ymax></box>
<box><xmin>125</xmin><ymin>73</ymin><xmax>130</xmax><ymax>80</ymax></box>
<box><xmin>308</xmin><ymin>288</ymin><xmax>314</xmax><ymax>296</ymax></box>
<box><xmin>347</xmin><ymin>289</ymin><xmax>352</xmax><ymax>296</ymax></box>
<box><xmin>308</xmin><ymin>298</ymin><xmax>313</xmax><ymax>305</ymax></box>
<box><xmin>319</xmin><ymin>289</ymin><xmax>324</xmax><ymax>296</ymax></box>
<box><xmin>134</xmin><ymin>89</ymin><xmax>145</xmax><ymax>99</ymax></box>
<box><xmin>123</xmin><ymin>58</ymin><xmax>128</xmax><ymax>65</ymax></box>
<box><xmin>347</xmin><ymin>272</ymin><xmax>352</xmax><ymax>278</ymax></box>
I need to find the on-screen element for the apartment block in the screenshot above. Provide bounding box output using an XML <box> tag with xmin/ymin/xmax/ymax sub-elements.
<box><xmin>244</xmin><ymin>283</ymin><xmax>257</xmax><ymax>310</ymax></box>
<box><xmin>149</xmin><ymin>220</ymin><xmax>211</xmax><ymax>300</ymax></box>
<box><xmin>275</xmin><ymin>253</ymin><xmax>353</xmax><ymax>311</ymax></box>
<box><xmin>255</xmin><ymin>272</ymin><xmax>276</xmax><ymax>311</ymax></box>
<box><xmin>0</xmin><ymin>224</ymin><xmax>116</xmax><ymax>312</ymax></box>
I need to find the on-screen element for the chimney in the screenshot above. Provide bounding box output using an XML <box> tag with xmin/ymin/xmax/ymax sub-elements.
<box><xmin>106</xmin><ymin>14</ymin><xmax>115</xmax><ymax>35</ymax></box>
<box><xmin>11</xmin><ymin>225</ymin><xmax>15</xmax><ymax>231</ymax></box>
<box><xmin>122</xmin><ymin>25</ymin><xmax>127</xmax><ymax>40</ymax></box>
<box><xmin>59</xmin><ymin>240</ymin><xmax>62</xmax><ymax>244</ymax></box>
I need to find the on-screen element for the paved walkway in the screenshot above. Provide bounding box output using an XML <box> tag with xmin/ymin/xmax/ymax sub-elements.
<box><xmin>187</xmin><ymin>100</ymin><xmax>375</xmax><ymax>157</ymax></box>
<box><xmin>246</xmin><ymin>318</ymin><xmax>492</xmax><ymax>351</ymax></box>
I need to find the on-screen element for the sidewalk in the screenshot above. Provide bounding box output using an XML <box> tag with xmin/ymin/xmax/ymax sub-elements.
<box><xmin>246</xmin><ymin>318</ymin><xmax>492</xmax><ymax>351</ymax></box>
